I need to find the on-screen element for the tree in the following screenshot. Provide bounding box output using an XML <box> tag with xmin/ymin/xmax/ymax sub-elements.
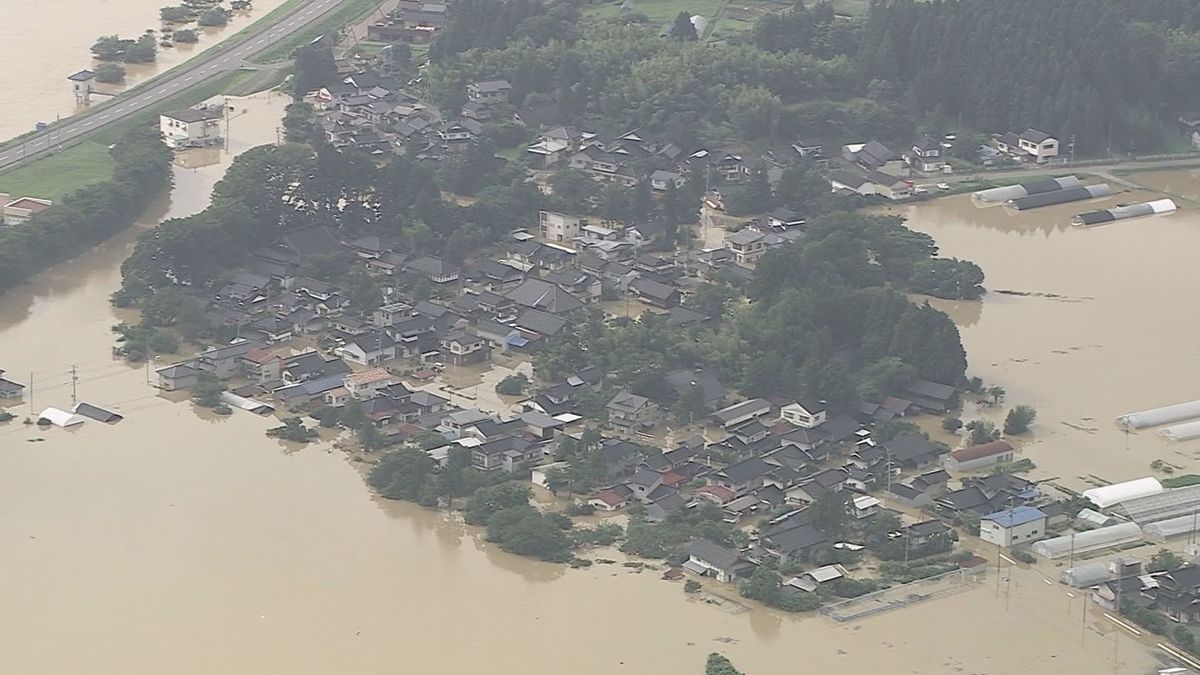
<box><xmin>1149</xmin><ymin>549</ymin><xmax>1185</xmax><ymax>573</ymax></box>
<box><xmin>486</xmin><ymin>506</ymin><xmax>574</xmax><ymax>562</ymax></box>
<box><xmin>965</xmin><ymin>419</ymin><xmax>1000</xmax><ymax>445</ymax></box>
<box><xmin>126</xmin><ymin>34</ymin><xmax>158</xmax><ymax>63</ymax></box>
<box><xmin>292</xmin><ymin>43</ymin><xmax>338</xmax><ymax>99</ymax></box>
<box><xmin>1003</xmin><ymin>404</ymin><xmax>1037</xmax><ymax>435</ymax></box>
<box><xmin>705</xmin><ymin>653</ymin><xmax>744</xmax><ymax>675</ymax></box>
<box><xmin>173</xmin><ymin>29</ymin><xmax>198</xmax><ymax>43</ymax></box>
<box><xmin>160</xmin><ymin>6</ymin><xmax>194</xmax><ymax>22</ymax></box>
<box><xmin>689</xmin><ymin>282</ymin><xmax>735</xmax><ymax>318</ymax></box>
<box><xmin>346</xmin><ymin>269</ymin><xmax>384</xmax><ymax>315</ymax></box>
<box><xmin>684</xmin><ymin>579</ymin><xmax>702</xmax><ymax>594</ymax></box>
<box><xmin>942</xmin><ymin>416</ymin><xmax>963</xmax><ymax>432</ymax></box>
<box><xmin>495</xmin><ymin>373</ymin><xmax>529</xmax><ymax>396</ymax></box>
<box><xmin>740</xmin><ymin>566</ymin><xmax>782</xmax><ymax>605</ymax></box>
<box><xmin>807</xmin><ymin>492</ymin><xmax>851</xmax><ymax>538</ymax></box>
<box><xmin>671</xmin><ymin>12</ymin><xmax>698</xmax><ymax>41</ymax></box>
<box><xmin>198</xmin><ymin>8</ymin><xmax>230</xmax><ymax>26</ymax></box>
<box><xmin>908</xmin><ymin>258</ymin><xmax>986</xmax><ymax>300</ymax></box>
<box><xmin>464</xmin><ymin>481</ymin><xmax>532</xmax><ymax>525</ymax></box>
<box><xmin>94</xmin><ymin>63</ymin><xmax>126</xmax><ymax>83</ymax></box>
<box><xmin>368</xmin><ymin>447</ymin><xmax>435</xmax><ymax>501</ymax></box>
<box><xmin>191</xmin><ymin>372</ymin><xmax>223</xmax><ymax>408</ymax></box>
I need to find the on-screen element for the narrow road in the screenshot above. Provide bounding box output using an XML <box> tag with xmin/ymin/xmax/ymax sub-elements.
<box><xmin>940</xmin><ymin>156</ymin><xmax>1200</xmax><ymax>188</ymax></box>
<box><xmin>0</xmin><ymin>0</ymin><xmax>350</xmax><ymax>171</ymax></box>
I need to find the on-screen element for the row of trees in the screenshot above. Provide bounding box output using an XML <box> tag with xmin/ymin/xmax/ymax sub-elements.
<box><xmin>0</xmin><ymin>125</ymin><xmax>172</xmax><ymax>295</ymax></box>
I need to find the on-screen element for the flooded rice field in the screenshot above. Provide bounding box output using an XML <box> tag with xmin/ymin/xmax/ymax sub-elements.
<box><xmin>888</xmin><ymin>180</ymin><xmax>1200</xmax><ymax>491</ymax></box>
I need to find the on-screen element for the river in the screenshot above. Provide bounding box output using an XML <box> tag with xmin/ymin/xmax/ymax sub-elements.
<box><xmin>0</xmin><ymin>0</ymin><xmax>285</xmax><ymax>140</ymax></box>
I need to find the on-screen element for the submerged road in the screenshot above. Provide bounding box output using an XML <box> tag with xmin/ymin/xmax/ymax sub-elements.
<box><xmin>0</xmin><ymin>0</ymin><xmax>351</xmax><ymax>171</ymax></box>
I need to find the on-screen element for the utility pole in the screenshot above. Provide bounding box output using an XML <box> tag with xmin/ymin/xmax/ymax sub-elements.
<box><xmin>69</xmin><ymin>365</ymin><xmax>78</xmax><ymax>407</ymax></box>
<box><xmin>28</xmin><ymin>371</ymin><xmax>34</xmax><ymax>416</ymax></box>
<box><xmin>1069</xmin><ymin>134</ymin><xmax>1077</xmax><ymax>164</ymax></box>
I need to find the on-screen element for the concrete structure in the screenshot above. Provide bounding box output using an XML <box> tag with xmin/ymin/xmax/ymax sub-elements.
<box><xmin>945</xmin><ymin>439</ymin><xmax>1015</xmax><ymax>472</ymax></box>
<box><xmin>160</xmin><ymin>106</ymin><xmax>224</xmax><ymax>148</ymax></box>
<box><xmin>538</xmin><ymin>210</ymin><xmax>583</xmax><ymax>244</ymax></box>
<box><xmin>0</xmin><ymin>193</ymin><xmax>53</xmax><ymax>225</ymax></box>
<box><xmin>979</xmin><ymin>506</ymin><xmax>1047</xmax><ymax>547</ymax></box>
<box><xmin>68</xmin><ymin>70</ymin><xmax>95</xmax><ymax>104</ymax></box>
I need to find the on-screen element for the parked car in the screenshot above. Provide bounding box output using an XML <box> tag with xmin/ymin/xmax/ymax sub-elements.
<box><xmin>937</xmin><ymin>182</ymin><xmax>951</xmax><ymax>191</ymax></box>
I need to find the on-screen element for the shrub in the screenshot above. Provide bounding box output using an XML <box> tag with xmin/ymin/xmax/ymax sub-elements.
<box><xmin>94</xmin><ymin>62</ymin><xmax>126</xmax><ymax>83</ymax></box>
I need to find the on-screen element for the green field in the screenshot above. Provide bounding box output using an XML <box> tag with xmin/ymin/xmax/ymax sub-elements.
<box><xmin>0</xmin><ymin>142</ymin><xmax>115</xmax><ymax>200</ymax></box>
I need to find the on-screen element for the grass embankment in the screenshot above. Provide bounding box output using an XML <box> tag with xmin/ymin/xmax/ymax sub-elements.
<box><xmin>0</xmin><ymin>143</ymin><xmax>115</xmax><ymax>200</ymax></box>
<box><xmin>0</xmin><ymin>71</ymin><xmax>249</xmax><ymax>198</ymax></box>
<box><xmin>258</xmin><ymin>0</ymin><xmax>387</xmax><ymax>62</ymax></box>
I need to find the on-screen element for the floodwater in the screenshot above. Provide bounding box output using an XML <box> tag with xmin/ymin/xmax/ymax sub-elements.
<box><xmin>0</xmin><ymin>100</ymin><xmax>1168</xmax><ymax>673</ymax></box>
<box><xmin>0</xmin><ymin>0</ymin><xmax>284</xmax><ymax>140</ymax></box>
<box><xmin>891</xmin><ymin>181</ymin><xmax>1200</xmax><ymax>491</ymax></box>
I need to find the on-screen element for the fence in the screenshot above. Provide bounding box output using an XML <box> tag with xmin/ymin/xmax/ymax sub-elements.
<box><xmin>820</xmin><ymin>566</ymin><xmax>987</xmax><ymax>622</ymax></box>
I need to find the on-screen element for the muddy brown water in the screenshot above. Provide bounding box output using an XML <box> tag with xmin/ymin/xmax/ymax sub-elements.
<box><xmin>0</xmin><ymin>0</ymin><xmax>284</xmax><ymax>140</ymax></box>
<box><xmin>0</xmin><ymin>99</ymin><xmax>1166</xmax><ymax>671</ymax></box>
<box><xmin>886</xmin><ymin>184</ymin><xmax>1200</xmax><ymax>492</ymax></box>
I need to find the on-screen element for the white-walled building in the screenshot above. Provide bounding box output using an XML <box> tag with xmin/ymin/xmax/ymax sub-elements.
<box><xmin>159</xmin><ymin>106</ymin><xmax>224</xmax><ymax>148</ymax></box>
<box><xmin>539</xmin><ymin>210</ymin><xmax>583</xmax><ymax>244</ymax></box>
<box><xmin>980</xmin><ymin>506</ymin><xmax>1047</xmax><ymax>547</ymax></box>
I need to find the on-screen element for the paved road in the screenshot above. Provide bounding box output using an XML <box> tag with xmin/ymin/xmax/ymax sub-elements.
<box><xmin>0</xmin><ymin>0</ymin><xmax>350</xmax><ymax>171</ymax></box>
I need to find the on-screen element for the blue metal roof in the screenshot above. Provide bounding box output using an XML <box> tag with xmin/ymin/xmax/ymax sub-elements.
<box><xmin>982</xmin><ymin>506</ymin><xmax>1047</xmax><ymax>528</ymax></box>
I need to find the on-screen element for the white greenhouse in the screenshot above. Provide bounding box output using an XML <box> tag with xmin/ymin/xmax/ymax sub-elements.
<box><xmin>1082</xmin><ymin>477</ymin><xmax>1164</xmax><ymax>510</ymax></box>
<box><xmin>1032</xmin><ymin>523</ymin><xmax>1143</xmax><ymax>559</ymax></box>
<box><xmin>1117</xmin><ymin>400</ymin><xmax>1200</xmax><ymax>430</ymax></box>
<box><xmin>1145</xmin><ymin>514</ymin><xmax>1200</xmax><ymax>542</ymax></box>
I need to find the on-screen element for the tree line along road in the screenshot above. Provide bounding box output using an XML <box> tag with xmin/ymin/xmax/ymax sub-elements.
<box><xmin>0</xmin><ymin>0</ymin><xmax>351</xmax><ymax>172</ymax></box>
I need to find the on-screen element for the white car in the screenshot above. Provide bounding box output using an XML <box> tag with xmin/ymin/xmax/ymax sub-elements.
<box><xmin>913</xmin><ymin>186</ymin><xmax>929</xmax><ymax>195</ymax></box>
<box><xmin>936</xmin><ymin>182</ymin><xmax>951</xmax><ymax>191</ymax></box>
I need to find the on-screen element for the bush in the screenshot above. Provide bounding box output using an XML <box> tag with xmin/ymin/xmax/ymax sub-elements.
<box><xmin>173</xmin><ymin>29</ymin><xmax>199</xmax><ymax>43</ymax></box>
<box><xmin>684</xmin><ymin>579</ymin><xmax>702</xmax><ymax>593</ymax></box>
<box><xmin>941</xmin><ymin>416</ymin><xmax>963</xmax><ymax>431</ymax></box>
<box><xmin>1011</xmin><ymin>549</ymin><xmax>1036</xmax><ymax>564</ymax></box>
<box><xmin>94</xmin><ymin>62</ymin><xmax>126</xmax><ymax>83</ymax></box>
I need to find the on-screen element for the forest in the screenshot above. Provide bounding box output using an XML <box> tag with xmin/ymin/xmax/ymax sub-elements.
<box><xmin>424</xmin><ymin>0</ymin><xmax>1200</xmax><ymax>154</ymax></box>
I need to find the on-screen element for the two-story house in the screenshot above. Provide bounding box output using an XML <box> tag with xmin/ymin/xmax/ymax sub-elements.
<box><xmin>440</xmin><ymin>329</ymin><xmax>490</xmax><ymax>366</ymax></box>
<box><xmin>607</xmin><ymin>390</ymin><xmax>661</xmax><ymax>436</ymax></box>
<box><xmin>904</xmin><ymin>137</ymin><xmax>943</xmax><ymax>172</ymax></box>
<box><xmin>466</xmin><ymin>79</ymin><xmax>512</xmax><ymax>105</ymax></box>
